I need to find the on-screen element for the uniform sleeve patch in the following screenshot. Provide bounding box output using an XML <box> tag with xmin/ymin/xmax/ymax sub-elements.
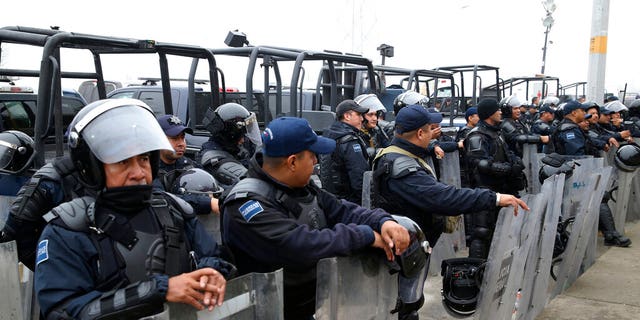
<box><xmin>239</xmin><ymin>200</ymin><xmax>264</xmax><ymax>221</ymax></box>
<box><xmin>36</xmin><ymin>239</ymin><xmax>49</xmax><ymax>266</ymax></box>
<box><xmin>352</xmin><ymin>144</ymin><xmax>362</xmax><ymax>153</ymax></box>
<box><xmin>566</xmin><ymin>132</ymin><xmax>575</xmax><ymax>140</ymax></box>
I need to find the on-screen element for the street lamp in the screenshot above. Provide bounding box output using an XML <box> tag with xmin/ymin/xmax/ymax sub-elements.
<box><xmin>540</xmin><ymin>0</ymin><xmax>556</xmax><ymax>75</ymax></box>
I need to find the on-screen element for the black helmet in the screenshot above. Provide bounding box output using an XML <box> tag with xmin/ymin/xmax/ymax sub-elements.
<box><xmin>171</xmin><ymin>168</ymin><xmax>224</xmax><ymax>198</ymax></box>
<box><xmin>440</xmin><ymin>257</ymin><xmax>486</xmax><ymax>317</ymax></box>
<box><xmin>393</xmin><ymin>91</ymin><xmax>429</xmax><ymax>115</ymax></box>
<box><xmin>0</xmin><ymin>130</ymin><xmax>35</xmax><ymax>174</ymax></box>
<box><xmin>67</xmin><ymin>98</ymin><xmax>173</xmax><ymax>189</ymax></box>
<box><xmin>538</xmin><ymin>153</ymin><xmax>578</xmax><ymax>183</ymax></box>
<box><xmin>614</xmin><ymin>143</ymin><xmax>640</xmax><ymax>172</ymax></box>
<box><xmin>390</xmin><ymin>215</ymin><xmax>429</xmax><ymax>278</ymax></box>
<box><xmin>202</xmin><ymin>103</ymin><xmax>261</xmax><ymax>148</ymax></box>
<box><xmin>628</xmin><ymin>99</ymin><xmax>640</xmax><ymax>118</ymax></box>
<box><xmin>499</xmin><ymin>95</ymin><xmax>522</xmax><ymax>118</ymax></box>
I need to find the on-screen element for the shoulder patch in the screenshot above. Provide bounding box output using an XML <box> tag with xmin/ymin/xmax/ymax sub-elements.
<box><xmin>36</xmin><ymin>239</ymin><xmax>49</xmax><ymax>266</ymax></box>
<box><xmin>352</xmin><ymin>144</ymin><xmax>362</xmax><ymax>153</ymax></box>
<box><xmin>239</xmin><ymin>200</ymin><xmax>264</xmax><ymax>221</ymax></box>
<box><xmin>566</xmin><ymin>132</ymin><xmax>575</xmax><ymax>140</ymax></box>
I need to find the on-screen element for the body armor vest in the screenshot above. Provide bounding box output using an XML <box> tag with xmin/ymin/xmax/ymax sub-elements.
<box><xmin>319</xmin><ymin>133</ymin><xmax>369</xmax><ymax>198</ymax></box>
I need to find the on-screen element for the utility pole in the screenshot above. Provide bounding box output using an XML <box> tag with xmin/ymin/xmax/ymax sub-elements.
<box><xmin>540</xmin><ymin>0</ymin><xmax>556</xmax><ymax>75</ymax></box>
<box><xmin>586</xmin><ymin>0</ymin><xmax>610</xmax><ymax>104</ymax></box>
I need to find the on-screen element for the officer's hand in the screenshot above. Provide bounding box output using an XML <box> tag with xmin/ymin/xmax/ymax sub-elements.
<box><xmin>381</xmin><ymin>220</ymin><xmax>410</xmax><ymax>255</ymax></box>
<box><xmin>198</xmin><ymin>268</ymin><xmax>227</xmax><ymax>311</ymax></box>
<box><xmin>540</xmin><ymin>135</ymin><xmax>550</xmax><ymax>144</ymax></box>
<box><xmin>620</xmin><ymin>130</ymin><xmax>631</xmax><ymax>139</ymax></box>
<box><xmin>608</xmin><ymin>137</ymin><xmax>620</xmax><ymax>148</ymax></box>
<box><xmin>371</xmin><ymin>231</ymin><xmax>394</xmax><ymax>261</ymax></box>
<box><xmin>435</xmin><ymin>146</ymin><xmax>445</xmax><ymax>160</ymax></box>
<box><xmin>497</xmin><ymin>194</ymin><xmax>529</xmax><ymax>216</ymax></box>
<box><xmin>457</xmin><ymin>140</ymin><xmax>464</xmax><ymax>149</ymax></box>
<box><xmin>210</xmin><ymin>197</ymin><xmax>220</xmax><ymax>215</ymax></box>
<box><xmin>167</xmin><ymin>268</ymin><xmax>225</xmax><ymax>311</ymax></box>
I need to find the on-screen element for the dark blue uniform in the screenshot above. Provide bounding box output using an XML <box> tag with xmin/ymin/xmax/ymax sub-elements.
<box><xmin>222</xmin><ymin>152</ymin><xmax>392</xmax><ymax>319</ymax></box>
<box><xmin>550</xmin><ymin>119</ymin><xmax>589</xmax><ymax>156</ymax></box>
<box><xmin>531</xmin><ymin>119</ymin><xmax>555</xmax><ymax>153</ymax></box>
<box><xmin>372</xmin><ymin>138</ymin><xmax>497</xmax><ymax>246</ymax></box>
<box><xmin>319</xmin><ymin>121</ymin><xmax>371</xmax><ymax>204</ymax></box>
<box><xmin>35</xmin><ymin>191</ymin><xmax>233</xmax><ymax>319</ymax></box>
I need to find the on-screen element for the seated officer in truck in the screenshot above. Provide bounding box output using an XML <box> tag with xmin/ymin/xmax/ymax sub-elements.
<box><xmin>199</xmin><ymin>103</ymin><xmax>262</xmax><ymax>190</ymax></box>
<box><xmin>222</xmin><ymin>116</ymin><xmax>410</xmax><ymax>320</ymax></box>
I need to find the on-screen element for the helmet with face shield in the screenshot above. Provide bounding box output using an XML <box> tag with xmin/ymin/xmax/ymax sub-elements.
<box><xmin>203</xmin><ymin>103</ymin><xmax>261</xmax><ymax>150</ymax></box>
<box><xmin>0</xmin><ymin>130</ymin><xmax>34</xmax><ymax>174</ymax></box>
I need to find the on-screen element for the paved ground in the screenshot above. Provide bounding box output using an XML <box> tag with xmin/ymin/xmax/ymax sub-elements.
<box><xmin>417</xmin><ymin>221</ymin><xmax>640</xmax><ymax>320</ymax></box>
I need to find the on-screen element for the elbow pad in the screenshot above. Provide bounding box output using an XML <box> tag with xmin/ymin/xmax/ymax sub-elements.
<box><xmin>477</xmin><ymin>159</ymin><xmax>511</xmax><ymax>176</ymax></box>
<box><xmin>214</xmin><ymin>161</ymin><xmax>248</xmax><ymax>187</ymax></box>
<box><xmin>77</xmin><ymin>280</ymin><xmax>165</xmax><ymax>320</ymax></box>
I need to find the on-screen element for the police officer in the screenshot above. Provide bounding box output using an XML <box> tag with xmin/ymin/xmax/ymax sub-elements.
<box><xmin>222</xmin><ymin>116</ymin><xmax>410</xmax><ymax>320</ymax></box>
<box><xmin>500</xmin><ymin>95</ymin><xmax>549</xmax><ymax>157</ymax></box>
<box><xmin>371</xmin><ymin>105</ymin><xmax>528</xmax><ymax>319</ymax></box>
<box><xmin>531</xmin><ymin>104</ymin><xmax>556</xmax><ymax>153</ymax></box>
<box><xmin>455</xmin><ymin>107</ymin><xmax>479</xmax><ymax>143</ymax></box>
<box><xmin>319</xmin><ymin>99</ymin><xmax>371</xmax><ymax>204</ymax></box>
<box><xmin>355</xmin><ymin>93</ymin><xmax>391</xmax><ymax>149</ymax></box>
<box><xmin>199</xmin><ymin>103</ymin><xmax>262</xmax><ymax>190</ymax></box>
<box><xmin>0</xmin><ymin>131</ymin><xmax>88</xmax><ymax>271</ymax></box>
<box><xmin>464</xmin><ymin>99</ymin><xmax>528</xmax><ymax>259</ymax></box>
<box><xmin>549</xmin><ymin>100</ymin><xmax>590</xmax><ymax>156</ymax></box>
<box><xmin>35</xmin><ymin>99</ymin><xmax>235</xmax><ymax>319</ymax></box>
<box><xmin>153</xmin><ymin>114</ymin><xmax>219</xmax><ymax>215</ymax></box>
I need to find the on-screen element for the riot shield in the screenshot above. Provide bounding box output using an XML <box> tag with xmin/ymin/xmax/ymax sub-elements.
<box><xmin>438</xmin><ymin>150</ymin><xmax>466</xmax><ymax>251</ymax></box>
<box><xmin>560</xmin><ymin>157</ymin><xmax>599</xmax><ymax>219</ymax></box>
<box><xmin>315</xmin><ymin>253</ymin><xmax>398</xmax><ymax>320</ymax></box>
<box><xmin>0</xmin><ymin>241</ymin><xmax>24</xmax><ymax>320</ymax></box>
<box><xmin>428</xmin><ymin>233</ymin><xmax>456</xmax><ymax>277</ymax></box>
<box><xmin>361</xmin><ymin>171</ymin><xmax>373</xmax><ymax>209</ymax></box>
<box><xmin>522</xmin><ymin>143</ymin><xmax>542</xmax><ymax>194</ymax></box>
<box><xmin>627</xmin><ymin>174</ymin><xmax>640</xmax><ymax>222</ymax></box>
<box><xmin>198</xmin><ymin>269</ymin><xmax>284</xmax><ymax>320</ymax></box>
<box><xmin>521</xmin><ymin>174</ymin><xmax>565</xmax><ymax>320</ymax></box>
<box><xmin>551</xmin><ymin>166</ymin><xmax>612</xmax><ymax>298</ymax></box>
<box><xmin>474</xmin><ymin>193</ymin><xmax>545</xmax><ymax>320</ymax></box>
<box><xmin>611</xmin><ymin>167</ymin><xmax>639</xmax><ymax>233</ymax></box>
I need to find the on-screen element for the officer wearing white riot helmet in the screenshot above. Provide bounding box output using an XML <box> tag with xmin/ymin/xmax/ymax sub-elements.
<box><xmin>35</xmin><ymin>99</ymin><xmax>235</xmax><ymax>319</ymax></box>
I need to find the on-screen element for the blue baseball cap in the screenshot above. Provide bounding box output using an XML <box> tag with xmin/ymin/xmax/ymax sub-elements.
<box><xmin>157</xmin><ymin>115</ymin><xmax>193</xmax><ymax>137</ymax></box>
<box><xmin>465</xmin><ymin>107</ymin><xmax>478</xmax><ymax>121</ymax></box>
<box><xmin>562</xmin><ymin>100</ymin><xmax>586</xmax><ymax>116</ymax></box>
<box><xmin>395</xmin><ymin>104</ymin><xmax>443</xmax><ymax>134</ymax></box>
<box><xmin>262</xmin><ymin>117</ymin><xmax>336</xmax><ymax>157</ymax></box>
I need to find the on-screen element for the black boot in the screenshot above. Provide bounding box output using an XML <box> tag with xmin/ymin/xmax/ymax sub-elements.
<box><xmin>599</xmin><ymin>203</ymin><xmax>632</xmax><ymax>247</ymax></box>
<box><xmin>393</xmin><ymin>296</ymin><xmax>424</xmax><ymax>320</ymax></box>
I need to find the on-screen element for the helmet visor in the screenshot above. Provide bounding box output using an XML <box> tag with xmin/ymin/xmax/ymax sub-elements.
<box><xmin>0</xmin><ymin>140</ymin><xmax>17</xmax><ymax>170</ymax></box>
<box><xmin>243</xmin><ymin>113</ymin><xmax>262</xmax><ymax>148</ymax></box>
<box><xmin>82</xmin><ymin>106</ymin><xmax>173</xmax><ymax>164</ymax></box>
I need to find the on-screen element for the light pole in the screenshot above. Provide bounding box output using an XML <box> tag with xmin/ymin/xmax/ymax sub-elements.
<box><xmin>540</xmin><ymin>0</ymin><xmax>556</xmax><ymax>75</ymax></box>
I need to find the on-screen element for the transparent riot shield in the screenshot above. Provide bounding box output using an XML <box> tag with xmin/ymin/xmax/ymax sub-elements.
<box><xmin>611</xmin><ymin>167</ymin><xmax>639</xmax><ymax>233</ymax></box>
<box><xmin>438</xmin><ymin>150</ymin><xmax>466</xmax><ymax>251</ymax></box>
<box><xmin>560</xmin><ymin>157</ymin><xmax>599</xmax><ymax>219</ymax></box>
<box><xmin>361</xmin><ymin>171</ymin><xmax>373</xmax><ymax>209</ymax></box>
<box><xmin>197</xmin><ymin>269</ymin><xmax>284</xmax><ymax>320</ymax></box>
<box><xmin>0</xmin><ymin>195</ymin><xmax>15</xmax><ymax>230</ymax></box>
<box><xmin>0</xmin><ymin>241</ymin><xmax>24</xmax><ymax>320</ymax></box>
<box><xmin>521</xmin><ymin>174</ymin><xmax>565</xmax><ymax>320</ymax></box>
<box><xmin>428</xmin><ymin>234</ymin><xmax>456</xmax><ymax>277</ymax></box>
<box><xmin>627</xmin><ymin>174</ymin><xmax>640</xmax><ymax>222</ymax></box>
<box><xmin>315</xmin><ymin>253</ymin><xmax>398</xmax><ymax>320</ymax></box>
<box><xmin>551</xmin><ymin>166</ymin><xmax>612</xmax><ymax>298</ymax></box>
<box><xmin>474</xmin><ymin>193</ymin><xmax>545</xmax><ymax>320</ymax></box>
<box><xmin>198</xmin><ymin>213</ymin><xmax>222</xmax><ymax>244</ymax></box>
<box><xmin>522</xmin><ymin>144</ymin><xmax>542</xmax><ymax>194</ymax></box>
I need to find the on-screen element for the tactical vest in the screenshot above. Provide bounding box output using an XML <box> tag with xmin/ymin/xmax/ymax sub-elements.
<box><xmin>465</xmin><ymin>125</ymin><xmax>510</xmax><ymax>189</ymax></box>
<box><xmin>370</xmin><ymin>147</ymin><xmax>444</xmax><ymax>244</ymax></box>
<box><xmin>44</xmin><ymin>193</ymin><xmax>192</xmax><ymax>288</ymax></box>
<box><xmin>319</xmin><ymin>133</ymin><xmax>369</xmax><ymax>198</ymax></box>
<box><xmin>551</xmin><ymin>121</ymin><xmax>590</xmax><ymax>156</ymax></box>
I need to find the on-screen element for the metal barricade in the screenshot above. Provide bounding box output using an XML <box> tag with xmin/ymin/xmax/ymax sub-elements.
<box><xmin>315</xmin><ymin>253</ymin><xmax>398</xmax><ymax>320</ymax></box>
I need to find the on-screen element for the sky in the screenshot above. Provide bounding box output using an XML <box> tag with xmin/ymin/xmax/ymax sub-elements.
<box><xmin>2</xmin><ymin>0</ymin><xmax>639</xmax><ymax>95</ymax></box>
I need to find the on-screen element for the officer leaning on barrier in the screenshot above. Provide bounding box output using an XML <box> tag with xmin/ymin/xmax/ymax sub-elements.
<box><xmin>35</xmin><ymin>99</ymin><xmax>235</xmax><ymax>319</ymax></box>
<box><xmin>463</xmin><ymin>98</ymin><xmax>528</xmax><ymax>259</ymax></box>
<box><xmin>319</xmin><ymin>99</ymin><xmax>371</xmax><ymax>204</ymax></box>
<box><xmin>371</xmin><ymin>105</ymin><xmax>528</xmax><ymax>319</ymax></box>
<box><xmin>198</xmin><ymin>103</ymin><xmax>262</xmax><ymax>190</ymax></box>
<box><xmin>0</xmin><ymin>131</ymin><xmax>90</xmax><ymax>271</ymax></box>
<box><xmin>222</xmin><ymin>117</ymin><xmax>410</xmax><ymax>320</ymax></box>
<box><xmin>153</xmin><ymin>114</ymin><xmax>220</xmax><ymax>215</ymax></box>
